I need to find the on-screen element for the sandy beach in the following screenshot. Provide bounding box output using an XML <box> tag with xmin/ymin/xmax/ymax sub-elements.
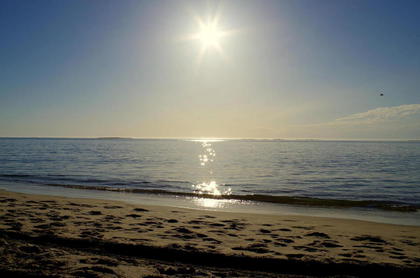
<box><xmin>1</xmin><ymin>189</ymin><xmax>419</xmax><ymax>277</ymax></box>
<box><xmin>3</xmin><ymin>0</ymin><xmax>420</xmax><ymax>276</ymax></box>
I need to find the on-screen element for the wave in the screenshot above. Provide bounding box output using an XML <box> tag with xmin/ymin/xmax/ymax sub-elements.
<box><xmin>1</xmin><ymin>174</ymin><xmax>419</xmax><ymax>212</ymax></box>
<box><xmin>12</xmin><ymin>181</ymin><xmax>418</xmax><ymax>212</ymax></box>
<box><xmin>0</xmin><ymin>174</ymin><xmax>190</xmax><ymax>189</ymax></box>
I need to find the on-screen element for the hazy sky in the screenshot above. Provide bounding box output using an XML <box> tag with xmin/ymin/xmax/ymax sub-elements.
<box><xmin>1</xmin><ymin>0</ymin><xmax>419</xmax><ymax>139</ymax></box>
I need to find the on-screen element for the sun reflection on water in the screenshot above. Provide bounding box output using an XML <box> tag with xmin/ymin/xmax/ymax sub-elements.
<box><xmin>192</xmin><ymin>180</ymin><xmax>232</xmax><ymax>196</ymax></box>
<box><xmin>198</xmin><ymin>142</ymin><xmax>216</xmax><ymax>166</ymax></box>
<box><xmin>192</xmin><ymin>197</ymin><xmax>235</xmax><ymax>208</ymax></box>
<box><xmin>192</xmin><ymin>140</ymin><xmax>232</xmax><ymax>197</ymax></box>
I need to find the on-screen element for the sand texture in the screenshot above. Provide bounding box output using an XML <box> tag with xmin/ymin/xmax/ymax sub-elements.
<box><xmin>1</xmin><ymin>189</ymin><xmax>419</xmax><ymax>277</ymax></box>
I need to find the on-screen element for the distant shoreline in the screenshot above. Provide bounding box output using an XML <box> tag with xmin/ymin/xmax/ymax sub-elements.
<box><xmin>0</xmin><ymin>136</ymin><xmax>419</xmax><ymax>142</ymax></box>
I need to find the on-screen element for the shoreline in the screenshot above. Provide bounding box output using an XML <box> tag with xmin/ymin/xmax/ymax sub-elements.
<box><xmin>1</xmin><ymin>181</ymin><xmax>420</xmax><ymax>227</ymax></box>
<box><xmin>1</xmin><ymin>176</ymin><xmax>419</xmax><ymax>213</ymax></box>
<box><xmin>1</xmin><ymin>189</ymin><xmax>420</xmax><ymax>277</ymax></box>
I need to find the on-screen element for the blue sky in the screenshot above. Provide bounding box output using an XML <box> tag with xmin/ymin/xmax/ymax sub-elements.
<box><xmin>1</xmin><ymin>0</ymin><xmax>419</xmax><ymax>139</ymax></box>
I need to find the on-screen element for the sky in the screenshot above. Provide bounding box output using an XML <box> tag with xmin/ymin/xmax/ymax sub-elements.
<box><xmin>1</xmin><ymin>0</ymin><xmax>419</xmax><ymax>139</ymax></box>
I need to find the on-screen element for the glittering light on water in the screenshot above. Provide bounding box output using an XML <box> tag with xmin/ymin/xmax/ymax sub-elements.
<box><xmin>192</xmin><ymin>140</ymin><xmax>232</xmax><ymax>196</ymax></box>
<box><xmin>192</xmin><ymin>197</ymin><xmax>237</xmax><ymax>208</ymax></box>
<box><xmin>198</xmin><ymin>142</ymin><xmax>216</xmax><ymax>166</ymax></box>
<box><xmin>192</xmin><ymin>180</ymin><xmax>232</xmax><ymax>196</ymax></box>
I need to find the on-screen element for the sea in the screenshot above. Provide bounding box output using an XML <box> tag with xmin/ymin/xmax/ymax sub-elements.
<box><xmin>1</xmin><ymin>138</ymin><xmax>419</xmax><ymax>225</ymax></box>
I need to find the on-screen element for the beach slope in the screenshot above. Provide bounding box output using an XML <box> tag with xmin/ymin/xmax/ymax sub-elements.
<box><xmin>1</xmin><ymin>190</ymin><xmax>419</xmax><ymax>277</ymax></box>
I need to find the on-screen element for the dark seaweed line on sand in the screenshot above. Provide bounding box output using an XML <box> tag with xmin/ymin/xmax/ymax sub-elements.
<box><xmin>37</xmin><ymin>182</ymin><xmax>420</xmax><ymax>212</ymax></box>
<box><xmin>2</xmin><ymin>230</ymin><xmax>419</xmax><ymax>278</ymax></box>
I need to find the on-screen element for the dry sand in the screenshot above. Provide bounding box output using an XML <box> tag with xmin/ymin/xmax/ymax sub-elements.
<box><xmin>1</xmin><ymin>189</ymin><xmax>419</xmax><ymax>277</ymax></box>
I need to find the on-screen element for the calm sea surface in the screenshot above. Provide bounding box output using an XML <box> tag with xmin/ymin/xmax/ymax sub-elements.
<box><xmin>0</xmin><ymin>138</ymin><xmax>419</xmax><ymax>205</ymax></box>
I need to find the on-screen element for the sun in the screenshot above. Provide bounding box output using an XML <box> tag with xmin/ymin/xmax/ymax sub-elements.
<box><xmin>183</xmin><ymin>13</ymin><xmax>236</xmax><ymax>64</ymax></box>
<box><xmin>195</xmin><ymin>19</ymin><xmax>224</xmax><ymax>51</ymax></box>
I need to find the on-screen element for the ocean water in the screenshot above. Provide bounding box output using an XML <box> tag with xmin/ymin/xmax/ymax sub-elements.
<box><xmin>0</xmin><ymin>138</ymin><xmax>419</xmax><ymax>208</ymax></box>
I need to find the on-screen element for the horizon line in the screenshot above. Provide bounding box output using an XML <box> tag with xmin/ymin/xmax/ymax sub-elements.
<box><xmin>0</xmin><ymin>136</ymin><xmax>419</xmax><ymax>142</ymax></box>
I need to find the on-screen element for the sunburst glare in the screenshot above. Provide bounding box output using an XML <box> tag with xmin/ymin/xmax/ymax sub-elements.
<box><xmin>183</xmin><ymin>10</ymin><xmax>236</xmax><ymax>65</ymax></box>
<box><xmin>194</xmin><ymin>17</ymin><xmax>225</xmax><ymax>51</ymax></box>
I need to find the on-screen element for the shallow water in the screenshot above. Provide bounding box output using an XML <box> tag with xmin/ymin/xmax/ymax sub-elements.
<box><xmin>0</xmin><ymin>138</ymin><xmax>419</xmax><ymax>206</ymax></box>
<box><xmin>1</xmin><ymin>181</ymin><xmax>419</xmax><ymax>226</ymax></box>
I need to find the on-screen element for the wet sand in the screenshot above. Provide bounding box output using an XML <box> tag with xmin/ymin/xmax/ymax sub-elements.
<box><xmin>1</xmin><ymin>189</ymin><xmax>419</xmax><ymax>277</ymax></box>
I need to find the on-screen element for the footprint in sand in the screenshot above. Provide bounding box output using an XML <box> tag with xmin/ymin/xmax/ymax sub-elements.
<box><xmin>286</xmin><ymin>253</ymin><xmax>304</xmax><ymax>259</ymax></box>
<box><xmin>188</xmin><ymin>220</ymin><xmax>204</xmax><ymax>225</ymax></box>
<box><xmin>277</xmin><ymin>238</ymin><xmax>294</xmax><ymax>244</ymax></box>
<box><xmin>308</xmin><ymin>239</ymin><xmax>342</xmax><ymax>248</ymax></box>
<box><xmin>401</xmin><ymin>239</ymin><xmax>418</xmax><ymax>246</ymax></box>
<box><xmin>232</xmin><ymin>243</ymin><xmax>271</xmax><ymax>254</ymax></box>
<box><xmin>126</xmin><ymin>214</ymin><xmax>142</xmax><ymax>218</ymax></box>
<box><xmin>79</xmin><ymin>257</ymin><xmax>118</xmax><ymax>266</ymax></box>
<box><xmin>50</xmin><ymin>222</ymin><xmax>66</xmax><ymax>227</ymax></box>
<box><xmin>209</xmin><ymin>223</ymin><xmax>225</xmax><ymax>227</ymax></box>
<box><xmin>292</xmin><ymin>226</ymin><xmax>314</xmax><ymax>230</ymax></box>
<box><xmin>293</xmin><ymin>246</ymin><xmax>320</xmax><ymax>253</ymax></box>
<box><xmin>87</xmin><ymin>211</ymin><xmax>102</xmax><ymax>216</ymax></box>
<box><xmin>305</xmin><ymin>232</ymin><xmax>330</xmax><ymax>239</ymax></box>
<box><xmin>104</xmin><ymin>205</ymin><xmax>123</xmax><ymax>209</ymax></box>
<box><xmin>350</xmin><ymin>235</ymin><xmax>387</xmax><ymax>244</ymax></box>
<box><xmin>73</xmin><ymin>266</ymin><xmax>116</xmax><ymax>276</ymax></box>
<box><xmin>133</xmin><ymin>208</ymin><xmax>149</xmax><ymax>212</ymax></box>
